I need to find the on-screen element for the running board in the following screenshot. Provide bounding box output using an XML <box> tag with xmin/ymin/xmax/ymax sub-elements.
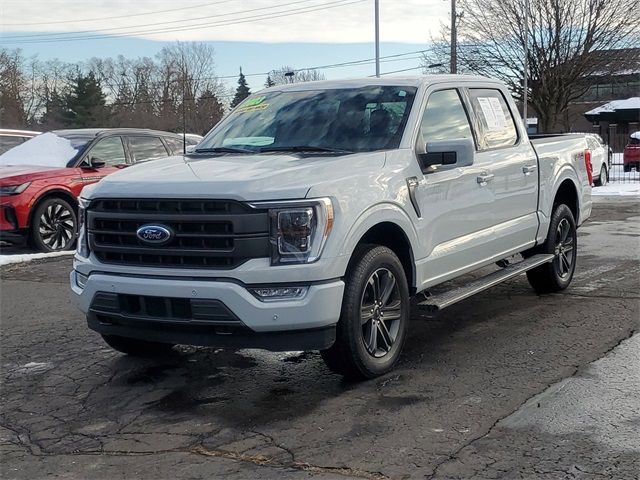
<box><xmin>417</xmin><ymin>254</ymin><xmax>554</xmax><ymax>313</ymax></box>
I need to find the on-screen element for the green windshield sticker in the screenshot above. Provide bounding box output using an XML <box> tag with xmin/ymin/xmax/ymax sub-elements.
<box><xmin>236</xmin><ymin>103</ymin><xmax>269</xmax><ymax>113</ymax></box>
<box><xmin>243</xmin><ymin>96</ymin><xmax>266</xmax><ymax>107</ymax></box>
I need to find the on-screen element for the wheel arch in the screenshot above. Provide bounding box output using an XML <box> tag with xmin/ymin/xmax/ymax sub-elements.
<box><xmin>347</xmin><ymin>221</ymin><xmax>417</xmax><ymax>295</ymax></box>
<box><xmin>28</xmin><ymin>189</ymin><xmax>78</xmax><ymax>228</ymax></box>
<box><xmin>552</xmin><ymin>179</ymin><xmax>579</xmax><ymax>224</ymax></box>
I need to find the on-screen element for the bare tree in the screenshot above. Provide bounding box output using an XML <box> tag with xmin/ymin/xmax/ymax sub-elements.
<box><xmin>422</xmin><ymin>0</ymin><xmax>638</xmax><ymax>132</ymax></box>
<box><xmin>267</xmin><ymin>66</ymin><xmax>325</xmax><ymax>85</ymax></box>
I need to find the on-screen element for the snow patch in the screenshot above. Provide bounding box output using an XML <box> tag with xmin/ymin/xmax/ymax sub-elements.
<box><xmin>592</xmin><ymin>182</ymin><xmax>640</xmax><ymax>197</ymax></box>
<box><xmin>0</xmin><ymin>250</ymin><xmax>74</xmax><ymax>267</ymax></box>
<box><xmin>14</xmin><ymin>362</ymin><xmax>54</xmax><ymax>374</ymax></box>
<box><xmin>0</xmin><ymin>132</ymin><xmax>83</xmax><ymax>167</ymax></box>
<box><xmin>585</xmin><ymin>97</ymin><xmax>640</xmax><ymax>116</ymax></box>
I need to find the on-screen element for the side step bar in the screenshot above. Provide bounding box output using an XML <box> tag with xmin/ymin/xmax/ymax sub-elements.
<box><xmin>417</xmin><ymin>254</ymin><xmax>554</xmax><ymax>313</ymax></box>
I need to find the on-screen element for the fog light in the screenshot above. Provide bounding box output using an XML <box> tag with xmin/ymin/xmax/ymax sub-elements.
<box><xmin>249</xmin><ymin>286</ymin><xmax>308</xmax><ymax>302</ymax></box>
<box><xmin>75</xmin><ymin>271</ymin><xmax>88</xmax><ymax>289</ymax></box>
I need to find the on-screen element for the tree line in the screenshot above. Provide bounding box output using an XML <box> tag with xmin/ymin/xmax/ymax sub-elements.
<box><xmin>0</xmin><ymin>42</ymin><xmax>325</xmax><ymax>135</ymax></box>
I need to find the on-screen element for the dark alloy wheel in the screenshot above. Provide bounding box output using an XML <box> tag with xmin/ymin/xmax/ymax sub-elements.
<box><xmin>31</xmin><ymin>197</ymin><xmax>77</xmax><ymax>252</ymax></box>
<box><xmin>526</xmin><ymin>204</ymin><xmax>577</xmax><ymax>294</ymax></box>
<box><xmin>360</xmin><ymin>268</ymin><xmax>403</xmax><ymax>358</ymax></box>
<box><xmin>321</xmin><ymin>245</ymin><xmax>409</xmax><ymax>379</ymax></box>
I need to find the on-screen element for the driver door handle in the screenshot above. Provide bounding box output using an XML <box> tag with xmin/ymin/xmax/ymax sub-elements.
<box><xmin>523</xmin><ymin>164</ymin><xmax>537</xmax><ymax>175</ymax></box>
<box><xmin>477</xmin><ymin>173</ymin><xmax>494</xmax><ymax>186</ymax></box>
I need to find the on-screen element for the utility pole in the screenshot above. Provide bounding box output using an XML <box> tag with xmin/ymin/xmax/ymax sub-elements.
<box><xmin>374</xmin><ymin>0</ymin><xmax>380</xmax><ymax>77</ymax></box>
<box><xmin>522</xmin><ymin>0</ymin><xmax>529</xmax><ymax>125</ymax></box>
<box><xmin>450</xmin><ymin>0</ymin><xmax>457</xmax><ymax>74</ymax></box>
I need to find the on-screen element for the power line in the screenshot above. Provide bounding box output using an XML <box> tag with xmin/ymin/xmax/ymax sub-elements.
<box><xmin>1</xmin><ymin>0</ymin><xmax>241</xmax><ymax>27</ymax></box>
<box><xmin>5</xmin><ymin>0</ymin><xmax>327</xmax><ymax>40</ymax></box>
<box><xmin>3</xmin><ymin>0</ymin><xmax>368</xmax><ymax>45</ymax></box>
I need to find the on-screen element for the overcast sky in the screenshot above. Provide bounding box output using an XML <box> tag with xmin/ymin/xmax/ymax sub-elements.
<box><xmin>1</xmin><ymin>0</ymin><xmax>450</xmax><ymax>89</ymax></box>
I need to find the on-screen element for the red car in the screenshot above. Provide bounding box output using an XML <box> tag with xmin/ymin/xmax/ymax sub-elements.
<box><xmin>623</xmin><ymin>131</ymin><xmax>640</xmax><ymax>172</ymax></box>
<box><xmin>0</xmin><ymin>128</ymin><xmax>192</xmax><ymax>252</ymax></box>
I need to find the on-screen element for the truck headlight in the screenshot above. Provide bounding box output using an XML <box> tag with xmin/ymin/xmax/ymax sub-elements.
<box><xmin>251</xmin><ymin>198</ymin><xmax>334</xmax><ymax>265</ymax></box>
<box><xmin>77</xmin><ymin>197</ymin><xmax>90</xmax><ymax>258</ymax></box>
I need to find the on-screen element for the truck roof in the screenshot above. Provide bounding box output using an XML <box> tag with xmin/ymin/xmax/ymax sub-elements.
<box><xmin>260</xmin><ymin>74</ymin><xmax>502</xmax><ymax>92</ymax></box>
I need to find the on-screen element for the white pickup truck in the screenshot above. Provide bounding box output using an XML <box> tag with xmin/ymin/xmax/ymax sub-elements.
<box><xmin>71</xmin><ymin>75</ymin><xmax>592</xmax><ymax>379</ymax></box>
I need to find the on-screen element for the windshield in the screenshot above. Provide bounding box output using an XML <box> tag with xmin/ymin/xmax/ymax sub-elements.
<box><xmin>0</xmin><ymin>132</ymin><xmax>92</xmax><ymax>168</ymax></box>
<box><xmin>197</xmin><ymin>86</ymin><xmax>418</xmax><ymax>154</ymax></box>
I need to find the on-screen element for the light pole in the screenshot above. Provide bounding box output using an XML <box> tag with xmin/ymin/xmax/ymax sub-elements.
<box><xmin>374</xmin><ymin>0</ymin><xmax>380</xmax><ymax>77</ymax></box>
<box><xmin>522</xmin><ymin>0</ymin><xmax>529</xmax><ymax>125</ymax></box>
<box><xmin>450</xmin><ymin>0</ymin><xmax>457</xmax><ymax>74</ymax></box>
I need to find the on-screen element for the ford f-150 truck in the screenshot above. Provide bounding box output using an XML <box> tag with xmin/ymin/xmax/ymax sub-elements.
<box><xmin>70</xmin><ymin>76</ymin><xmax>592</xmax><ymax>379</ymax></box>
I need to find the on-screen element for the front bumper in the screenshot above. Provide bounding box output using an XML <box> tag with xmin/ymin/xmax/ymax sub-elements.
<box><xmin>71</xmin><ymin>270</ymin><xmax>344</xmax><ymax>351</ymax></box>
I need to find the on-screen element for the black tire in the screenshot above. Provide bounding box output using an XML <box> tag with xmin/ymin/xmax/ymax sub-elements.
<box><xmin>623</xmin><ymin>164</ymin><xmax>631</xmax><ymax>173</ymax></box>
<box><xmin>30</xmin><ymin>197</ymin><xmax>77</xmax><ymax>252</ymax></box>
<box><xmin>594</xmin><ymin>165</ymin><xmax>608</xmax><ymax>186</ymax></box>
<box><xmin>102</xmin><ymin>334</ymin><xmax>175</xmax><ymax>357</ymax></box>
<box><xmin>321</xmin><ymin>245</ymin><xmax>410</xmax><ymax>379</ymax></box>
<box><xmin>526</xmin><ymin>204</ymin><xmax>577</xmax><ymax>294</ymax></box>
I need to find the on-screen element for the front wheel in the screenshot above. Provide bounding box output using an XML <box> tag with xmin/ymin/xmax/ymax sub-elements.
<box><xmin>321</xmin><ymin>245</ymin><xmax>410</xmax><ymax>379</ymax></box>
<box><xmin>526</xmin><ymin>204</ymin><xmax>577</xmax><ymax>294</ymax></box>
<box><xmin>30</xmin><ymin>197</ymin><xmax>77</xmax><ymax>252</ymax></box>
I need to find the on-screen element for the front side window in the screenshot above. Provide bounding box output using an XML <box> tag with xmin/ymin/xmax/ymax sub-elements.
<box><xmin>468</xmin><ymin>89</ymin><xmax>518</xmax><ymax>150</ymax></box>
<box><xmin>420</xmin><ymin>89</ymin><xmax>473</xmax><ymax>143</ymax></box>
<box><xmin>88</xmin><ymin>137</ymin><xmax>126</xmax><ymax>166</ymax></box>
<box><xmin>196</xmin><ymin>86</ymin><xmax>418</xmax><ymax>154</ymax></box>
<box><xmin>128</xmin><ymin>136</ymin><xmax>169</xmax><ymax>162</ymax></box>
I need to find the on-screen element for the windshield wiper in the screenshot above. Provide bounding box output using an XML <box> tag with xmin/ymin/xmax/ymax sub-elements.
<box><xmin>258</xmin><ymin>145</ymin><xmax>352</xmax><ymax>154</ymax></box>
<box><xmin>193</xmin><ymin>147</ymin><xmax>255</xmax><ymax>154</ymax></box>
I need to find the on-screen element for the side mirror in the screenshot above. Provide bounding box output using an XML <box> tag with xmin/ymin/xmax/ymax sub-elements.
<box><xmin>418</xmin><ymin>138</ymin><xmax>475</xmax><ymax>172</ymax></box>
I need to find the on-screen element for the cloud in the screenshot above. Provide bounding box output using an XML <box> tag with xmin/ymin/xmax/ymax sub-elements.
<box><xmin>1</xmin><ymin>0</ymin><xmax>448</xmax><ymax>44</ymax></box>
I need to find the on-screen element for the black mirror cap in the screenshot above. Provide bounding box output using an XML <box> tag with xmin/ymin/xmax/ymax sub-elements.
<box><xmin>419</xmin><ymin>151</ymin><xmax>457</xmax><ymax>169</ymax></box>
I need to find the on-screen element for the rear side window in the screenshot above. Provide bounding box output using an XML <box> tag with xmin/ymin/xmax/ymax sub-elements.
<box><xmin>88</xmin><ymin>136</ymin><xmax>127</xmax><ymax>166</ymax></box>
<box><xmin>468</xmin><ymin>89</ymin><xmax>518</xmax><ymax>150</ymax></box>
<box><xmin>164</xmin><ymin>137</ymin><xmax>184</xmax><ymax>154</ymax></box>
<box><xmin>128</xmin><ymin>136</ymin><xmax>169</xmax><ymax>162</ymax></box>
<box><xmin>0</xmin><ymin>136</ymin><xmax>26</xmax><ymax>155</ymax></box>
<box><xmin>420</xmin><ymin>89</ymin><xmax>473</xmax><ymax>143</ymax></box>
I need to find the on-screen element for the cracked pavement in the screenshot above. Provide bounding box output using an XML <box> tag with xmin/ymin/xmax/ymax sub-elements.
<box><xmin>1</xmin><ymin>198</ymin><xmax>639</xmax><ymax>479</ymax></box>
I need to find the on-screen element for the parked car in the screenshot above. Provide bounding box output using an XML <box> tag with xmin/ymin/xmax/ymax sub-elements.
<box><xmin>0</xmin><ymin>128</ymin><xmax>186</xmax><ymax>251</ymax></box>
<box><xmin>71</xmin><ymin>76</ymin><xmax>592</xmax><ymax>379</ymax></box>
<box><xmin>0</xmin><ymin>129</ymin><xmax>41</xmax><ymax>155</ymax></box>
<box><xmin>623</xmin><ymin>131</ymin><xmax>640</xmax><ymax>172</ymax></box>
<box><xmin>585</xmin><ymin>134</ymin><xmax>610</xmax><ymax>186</ymax></box>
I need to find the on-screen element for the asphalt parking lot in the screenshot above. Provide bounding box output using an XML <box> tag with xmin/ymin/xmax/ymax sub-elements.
<box><xmin>1</xmin><ymin>198</ymin><xmax>639</xmax><ymax>480</ymax></box>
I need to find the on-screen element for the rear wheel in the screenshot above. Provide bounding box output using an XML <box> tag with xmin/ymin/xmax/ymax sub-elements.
<box><xmin>102</xmin><ymin>335</ymin><xmax>175</xmax><ymax>357</ymax></box>
<box><xmin>30</xmin><ymin>197</ymin><xmax>77</xmax><ymax>252</ymax></box>
<box><xmin>594</xmin><ymin>165</ymin><xmax>608</xmax><ymax>186</ymax></box>
<box><xmin>623</xmin><ymin>164</ymin><xmax>631</xmax><ymax>173</ymax></box>
<box><xmin>526</xmin><ymin>204</ymin><xmax>577</xmax><ymax>294</ymax></box>
<box><xmin>321</xmin><ymin>245</ymin><xmax>410</xmax><ymax>379</ymax></box>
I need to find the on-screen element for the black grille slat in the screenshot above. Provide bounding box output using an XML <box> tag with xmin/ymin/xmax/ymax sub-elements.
<box><xmin>88</xmin><ymin>199</ymin><xmax>269</xmax><ymax>269</ymax></box>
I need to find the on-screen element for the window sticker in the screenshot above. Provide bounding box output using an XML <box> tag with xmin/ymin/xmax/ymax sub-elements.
<box><xmin>236</xmin><ymin>96</ymin><xmax>269</xmax><ymax>113</ymax></box>
<box><xmin>477</xmin><ymin>96</ymin><xmax>508</xmax><ymax>130</ymax></box>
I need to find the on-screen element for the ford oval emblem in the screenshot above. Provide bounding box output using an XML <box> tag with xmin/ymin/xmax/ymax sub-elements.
<box><xmin>136</xmin><ymin>224</ymin><xmax>173</xmax><ymax>245</ymax></box>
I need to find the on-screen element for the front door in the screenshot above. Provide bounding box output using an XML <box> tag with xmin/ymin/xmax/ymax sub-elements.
<box><xmin>414</xmin><ymin>87</ymin><xmax>498</xmax><ymax>289</ymax></box>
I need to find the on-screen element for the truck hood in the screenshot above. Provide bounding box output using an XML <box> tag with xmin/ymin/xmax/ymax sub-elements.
<box><xmin>87</xmin><ymin>152</ymin><xmax>386</xmax><ymax>201</ymax></box>
<box><xmin>0</xmin><ymin>165</ymin><xmax>68</xmax><ymax>184</ymax></box>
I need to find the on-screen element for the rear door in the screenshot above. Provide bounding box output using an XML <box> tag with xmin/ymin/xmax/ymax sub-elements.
<box><xmin>464</xmin><ymin>87</ymin><xmax>539</xmax><ymax>255</ymax></box>
<box><xmin>126</xmin><ymin>135</ymin><xmax>171</xmax><ymax>163</ymax></box>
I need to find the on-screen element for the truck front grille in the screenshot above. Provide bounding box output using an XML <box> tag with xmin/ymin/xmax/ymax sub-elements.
<box><xmin>87</xmin><ymin>199</ymin><xmax>270</xmax><ymax>269</ymax></box>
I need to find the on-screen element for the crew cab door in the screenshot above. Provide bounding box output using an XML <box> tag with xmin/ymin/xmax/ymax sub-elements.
<box><xmin>413</xmin><ymin>87</ymin><xmax>499</xmax><ymax>287</ymax></box>
<box><xmin>464</xmin><ymin>87</ymin><xmax>539</xmax><ymax>253</ymax></box>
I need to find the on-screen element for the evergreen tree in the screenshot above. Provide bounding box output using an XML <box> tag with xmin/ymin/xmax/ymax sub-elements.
<box><xmin>64</xmin><ymin>71</ymin><xmax>108</xmax><ymax>127</ymax></box>
<box><xmin>196</xmin><ymin>90</ymin><xmax>225</xmax><ymax>134</ymax></box>
<box><xmin>265</xmin><ymin>75</ymin><xmax>275</xmax><ymax>88</ymax></box>
<box><xmin>40</xmin><ymin>88</ymin><xmax>67</xmax><ymax>129</ymax></box>
<box><xmin>230</xmin><ymin>68</ymin><xmax>251</xmax><ymax>108</ymax></box>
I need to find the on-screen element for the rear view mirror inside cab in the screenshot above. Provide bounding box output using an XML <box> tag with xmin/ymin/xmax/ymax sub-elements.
<box><xmin>418</xmin><ymin>138</ymin><xmax>475</xmax><ymax>172</ymax></box>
